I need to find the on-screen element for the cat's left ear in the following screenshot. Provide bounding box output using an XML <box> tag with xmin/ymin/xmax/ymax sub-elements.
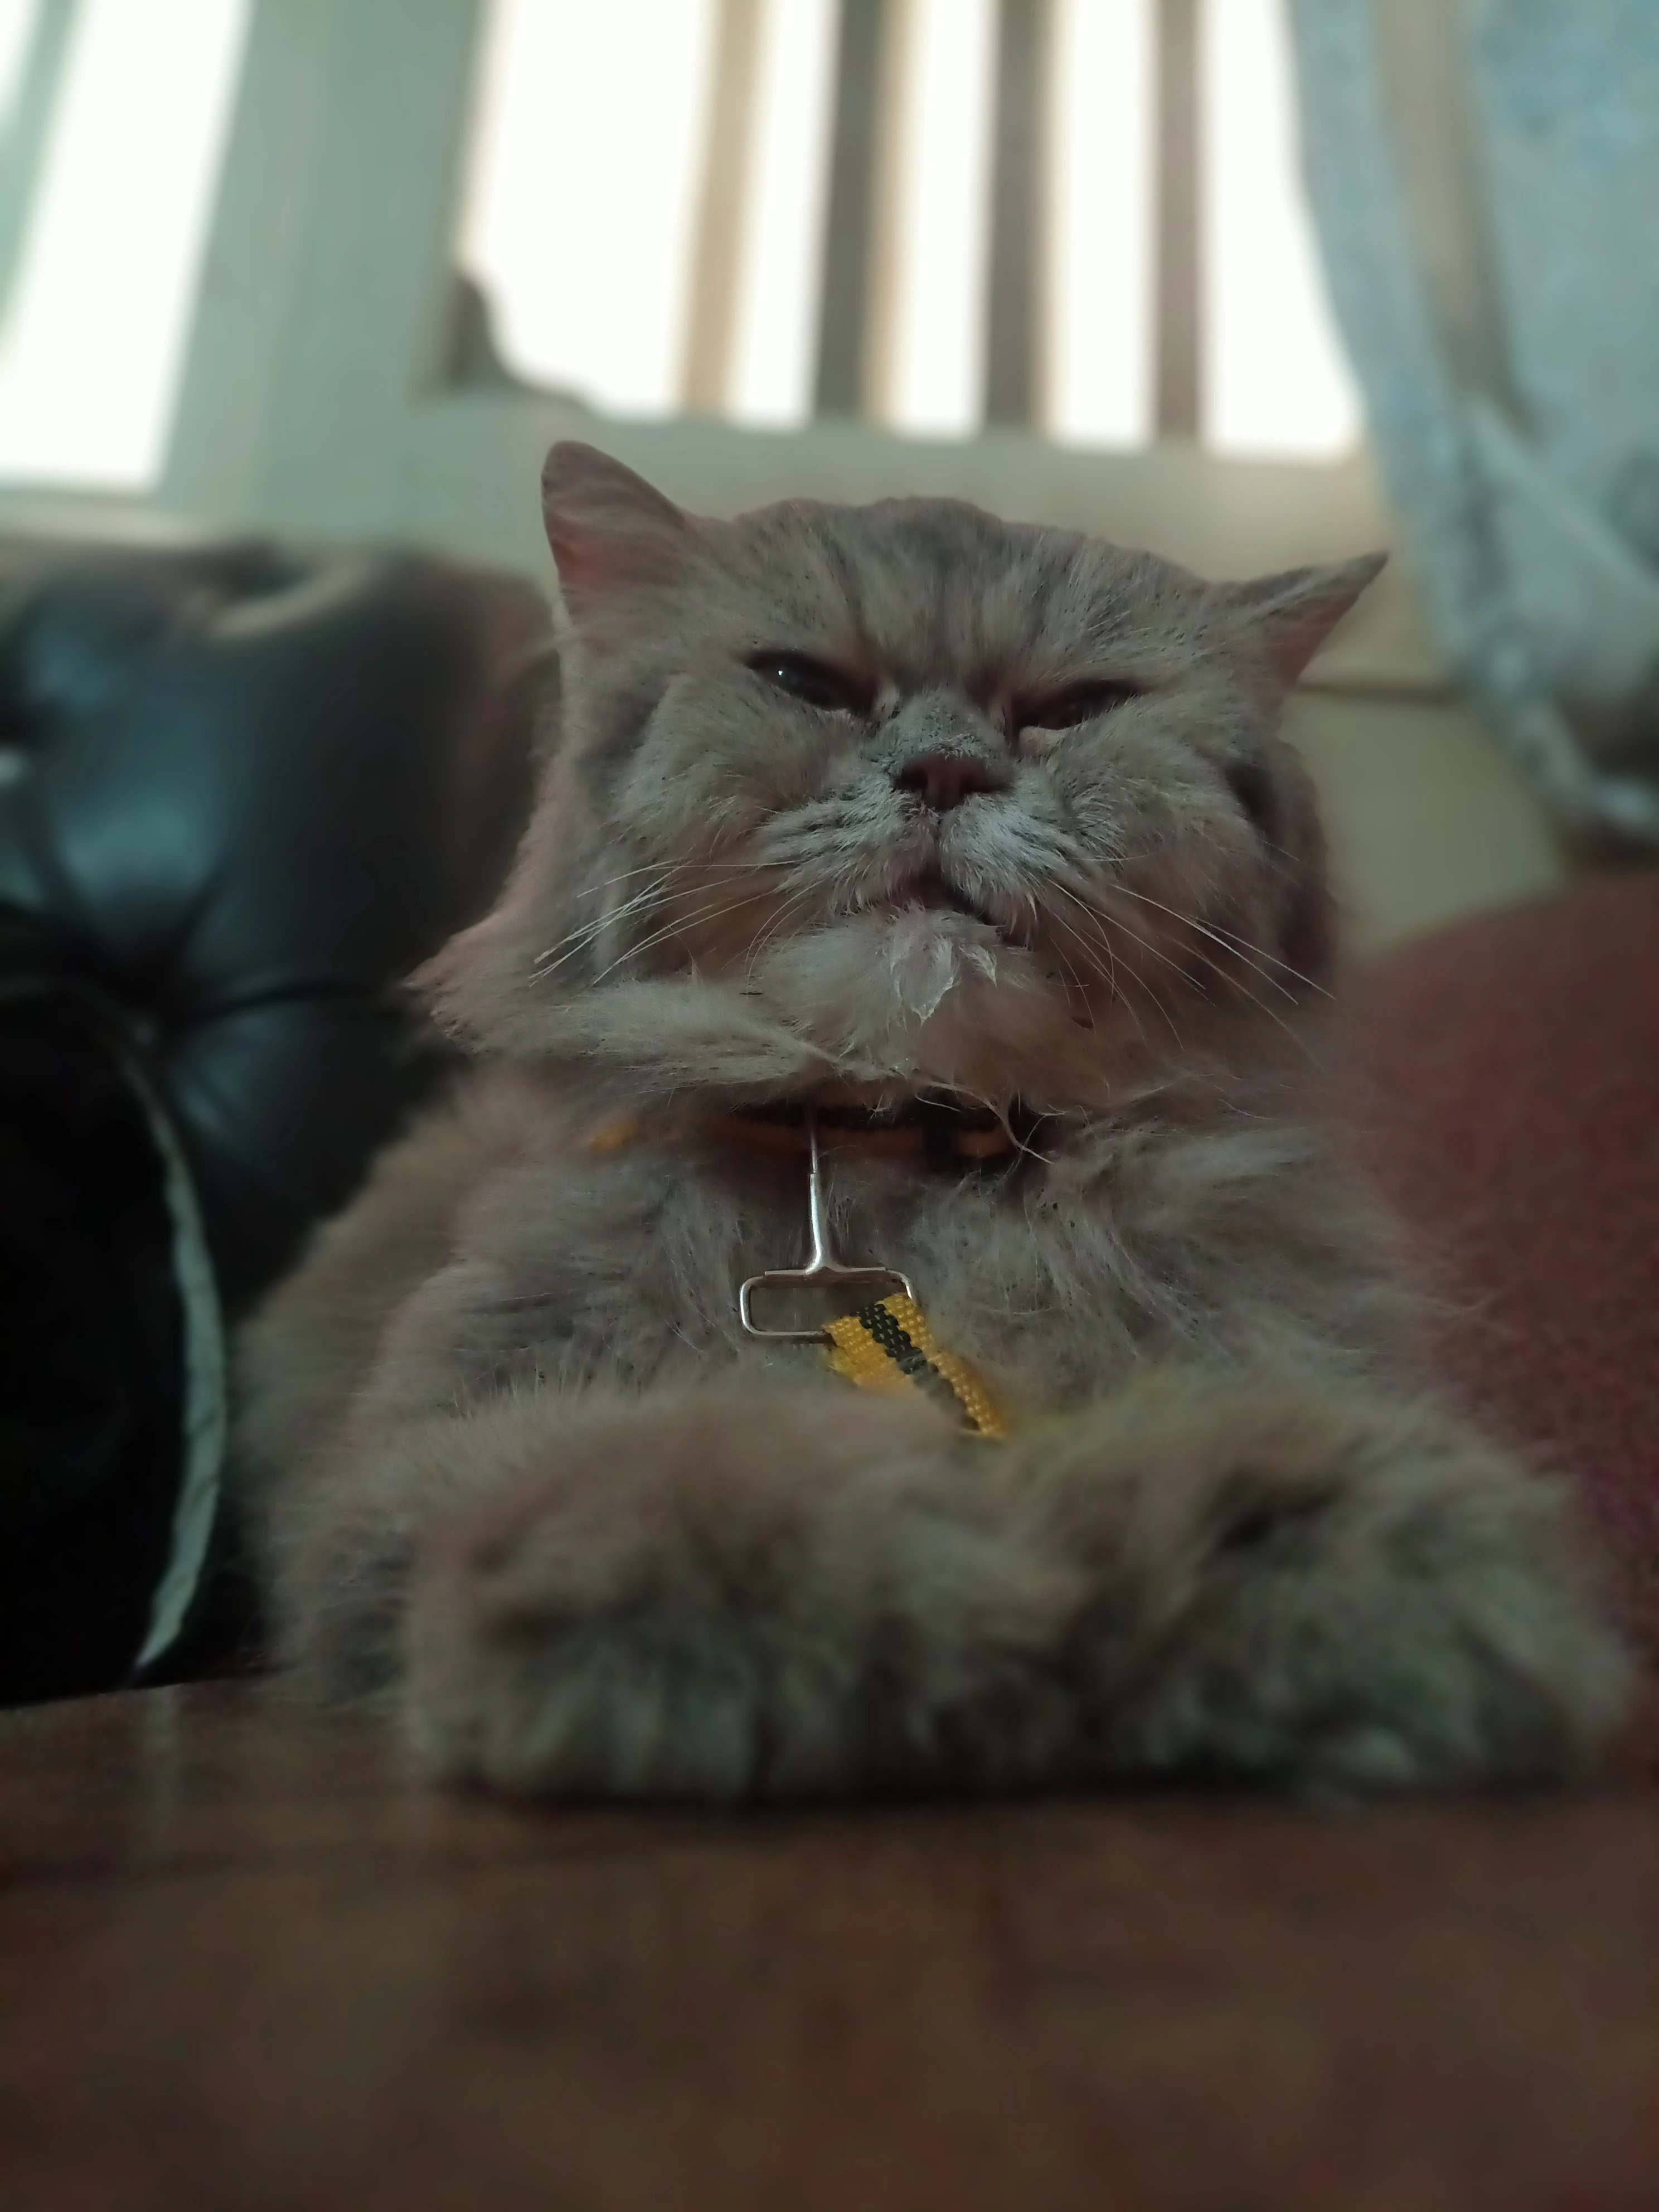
<box><xmin>541</xmin><ymin>442</ymin><xmax>697</xmax><ymax>619</ymax></box>
<box><xmin>1213</xmin><ymin>552</ymin><xmax>1386</xmax><ymax>687</ymax></box>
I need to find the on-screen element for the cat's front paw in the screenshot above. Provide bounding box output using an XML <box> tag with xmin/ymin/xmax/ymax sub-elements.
<box><xmin>1028</xmin><ymin>1379</ymin><xmax>1633</xmax><ymax>1795</ymax></box>
<box><xmin>402</xmin><ymin>1386</ymin><xmax>1080</xmax><ymax>1799</ymax></box>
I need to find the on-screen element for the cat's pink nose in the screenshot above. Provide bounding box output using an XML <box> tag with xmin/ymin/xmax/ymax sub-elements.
<box><xmin>892</xmin><ymin>750</ymin><xmax>1005</xmax><ymax>812</ymax></box>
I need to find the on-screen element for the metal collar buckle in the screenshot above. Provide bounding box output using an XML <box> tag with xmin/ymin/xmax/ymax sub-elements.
<box><xmin>737</xmin><ymin>1110</ymin><xmax>915</xmax><ymax>1341</ymax></box>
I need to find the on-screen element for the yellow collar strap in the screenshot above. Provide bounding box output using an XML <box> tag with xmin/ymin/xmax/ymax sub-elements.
<box><xmin>823</xmin><ymin>1292</ymin><xmax>1008</xmax><ymax>1437</ymax></box>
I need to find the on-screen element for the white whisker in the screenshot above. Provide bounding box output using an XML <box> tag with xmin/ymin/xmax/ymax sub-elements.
<box><xmin>587</xmin><ymin>885</ymin><xmax>779</xmax><ymax>987</ymax></box>
<box><xmin>1112</xmin><ymin>882</ymin><xmax>1326</xmax><ymax>1003</ymax></box>
<box><xmin>1100</xmin><ymin>887</ymin><xmax>1319</xmax><ymax>1063</ymax></box>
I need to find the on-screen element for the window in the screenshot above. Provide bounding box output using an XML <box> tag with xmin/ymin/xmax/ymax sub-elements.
<box><xmin>0</xmin><ymin>0</ymin><xmax>1357</xmax><ymax>499</ymax></box>
<box><xmin>458</xmin><ymin>0</ymin><xmax>1358</xmax><ymax>455</ymax></box>
<box><xmin>0</xmin><ymin>0</ymin><xmax>1490</xmax><ymax>948</ymax></box>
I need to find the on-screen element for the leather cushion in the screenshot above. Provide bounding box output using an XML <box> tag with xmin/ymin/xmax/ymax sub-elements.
<box><xmin>0</xmin><ymin>539</ymin><xmax>546</xmax><ymax>1315</ymax></box>
<box><xmin>0</xmin><ymin>538</ymin><xmax>547</xmax><ymax>1695</ymax></box>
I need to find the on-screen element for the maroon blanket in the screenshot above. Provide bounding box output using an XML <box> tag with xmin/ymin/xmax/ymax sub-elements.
<box><xmin>1357</xmin><ymin>872</ymin><xmax>1659</xmax><ymax>1693</ymax></box>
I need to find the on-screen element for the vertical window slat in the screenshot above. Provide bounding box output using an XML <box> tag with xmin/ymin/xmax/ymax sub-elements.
<box><xmin>984</xmin><ymin>0</ymin><xmax>1051</xmax><ymax>430</ymax></box>
<box><xmin>812</xmin><ymin>0</ymin><xmax>884</xmax><ymax>416</ymax></box>
<box><xmin>682</xmin><ymin>0</ymin><xmax>765</xmax><ymax>415</ymax></box>
<box><xmin>1152</xmin><ymin>0</ymin><xmax>1200</xmax><ymax>439</ymax></box>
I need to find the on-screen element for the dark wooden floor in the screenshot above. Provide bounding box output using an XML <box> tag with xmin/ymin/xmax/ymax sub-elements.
<box><xmin>3</xmin><ymin>1685</ymin><xmax>1657</xmax><ymax>2212</ymax></box>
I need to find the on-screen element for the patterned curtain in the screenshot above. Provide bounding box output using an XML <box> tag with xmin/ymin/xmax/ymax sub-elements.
<box><xmin>1289</xmin><ymin>0</ymin><xmax>1659</xmax><ymax>846</ymax></box>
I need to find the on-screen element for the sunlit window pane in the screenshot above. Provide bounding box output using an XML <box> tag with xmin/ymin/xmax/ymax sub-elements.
<box><xmin>0</xmin><ymin>0</ymin><xmax>249</xmax><ymax>489</ymax></box>
<box><xmin>727</xmin><ymin>0</ymin><xmax>840</xmax><ymax>429</ymax></box>
<box><xmin>459</xmin><ymin>0</ymin><xmax>719</xmax><ymax>419</ymax></box>
<box><xmin>873</xmin><ymin>0</ymin><xmax>998</xmax><ymax>440</ymax></box>
<box><xmin>1200</xmin><ymin>0</ymin><xmax>1359</xmax><ymax>457</ymax></box>
<box><xmin>1046</xmin><ymin>0</ymin><xmax>1153</xmax><ymax>449</ymax></box>
<box><xmin>0</xmin><ymin>0</ymin><xmax>40</xmax><ymax>122</ymax></box>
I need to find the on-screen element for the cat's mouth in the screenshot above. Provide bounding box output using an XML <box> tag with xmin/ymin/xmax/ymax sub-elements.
<box><xmin>876</xmin><ymin>867</ymin><xmax>1001</xmax><ymax>932</ymax></box>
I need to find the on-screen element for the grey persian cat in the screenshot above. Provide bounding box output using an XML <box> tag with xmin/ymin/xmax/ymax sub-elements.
<box><xmin>236</xmin><ymin>443</ymin><xmax>1629</xmax><ymax>1799</ymax></box>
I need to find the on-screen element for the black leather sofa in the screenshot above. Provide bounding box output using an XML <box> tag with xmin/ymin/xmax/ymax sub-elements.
<box><xmin>0</xmin><ymin>536</ymin><xmax>548</xmax><ymax>1702</ymax></box>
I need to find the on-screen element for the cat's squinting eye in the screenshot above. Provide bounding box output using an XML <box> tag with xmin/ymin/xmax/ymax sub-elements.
<box><xmin>1016</xmin><ymin>678</ymin><xmax>1144</xmax><ymax>732</ymax></box>
<box><xmin>749</xmin><ymin>651</ymin><xmax>872</xmax><ymax>716</ymax></box>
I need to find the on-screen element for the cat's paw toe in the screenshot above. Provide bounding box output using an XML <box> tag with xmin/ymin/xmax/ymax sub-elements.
<box><xmin>1055</xmin><ymin>1382</ymin><xmax>1633</xmax><ymax>1793</ymax></box>
<box><xmin>402</xmin><ymin>1479</ymin><xmax>840</xmax><ymax>1801</ymax></box>
<box><xmin>407</xmin><ymin>1592</ymin><xmax>777</xmax><ymax>1801</ymax></box>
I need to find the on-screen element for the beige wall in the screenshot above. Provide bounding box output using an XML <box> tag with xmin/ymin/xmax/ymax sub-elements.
<box><xmin>1289</xmin><ymin>688</ymin><xmax>1565</xmax><ymax>954</ymax></box>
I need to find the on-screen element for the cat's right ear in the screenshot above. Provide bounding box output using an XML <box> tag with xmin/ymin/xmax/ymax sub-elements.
<box><xmin>1211</xmin><ymin>553</ymin><xmax>1386</xmax><ymax>688</ymax></box>
<box><xmin>541</xmin><ymin>443</ymin><xmax>697</xmax><ymax>620</ymax></box>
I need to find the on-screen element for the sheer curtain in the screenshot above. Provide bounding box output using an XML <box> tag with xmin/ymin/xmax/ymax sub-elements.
<box><xmin>1289</xmin><ymin>0</ymin><xmax>1659</xmax><ymax>846</ymax></box>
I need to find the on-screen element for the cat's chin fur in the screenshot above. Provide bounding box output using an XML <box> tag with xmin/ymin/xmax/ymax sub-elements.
<box><xmin>235</xmin><ymin>446</ymin><xmax>1633</xmax><ymax>1803</ymax></box>
<box><xmin>522</xmin><ymin>906</ymin><xmax>1174</xmax><ymax>1115</ymax></box>
<box><xmin>760</xmin><ymin>912</ymin><xmax>1085</xmax><ymax>1107</ymax></box>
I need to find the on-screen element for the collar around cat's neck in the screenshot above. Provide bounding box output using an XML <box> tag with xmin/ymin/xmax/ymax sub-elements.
<box><xmin>588</xmin><ymin>1092</ymin><xmax>1032</xmax><ymax>1168</ymax></box>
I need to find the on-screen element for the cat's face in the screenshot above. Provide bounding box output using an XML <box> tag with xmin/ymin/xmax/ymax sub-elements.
<box><xmin>435</xmin><ymin>445</ymin><xmax>1381</xmax><ymax>1110</ymax></box>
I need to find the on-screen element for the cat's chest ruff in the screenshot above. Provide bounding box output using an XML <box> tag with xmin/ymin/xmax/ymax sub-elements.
<box><xmin>547</xmin><ymin>1105</ymin><xmax>1157</xmax><ymax>1415</ymax></box>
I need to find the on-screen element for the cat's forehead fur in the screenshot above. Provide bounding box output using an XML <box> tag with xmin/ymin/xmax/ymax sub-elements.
<box><xmin>544</xmin><ymin>440</ymin><xmax>1382</xmax><ymax>707</ymax></box>
<box><xmin>692</xmin><ymin>493</ymin><xmax>1204</xmax><ymax>683</ymax></box>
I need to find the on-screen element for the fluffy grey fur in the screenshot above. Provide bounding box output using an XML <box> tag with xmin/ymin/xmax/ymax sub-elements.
<box><xmin>236</xmin><ymin>444</ymin><xmax>1631</xmax><ymax>1801</ymax></box>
